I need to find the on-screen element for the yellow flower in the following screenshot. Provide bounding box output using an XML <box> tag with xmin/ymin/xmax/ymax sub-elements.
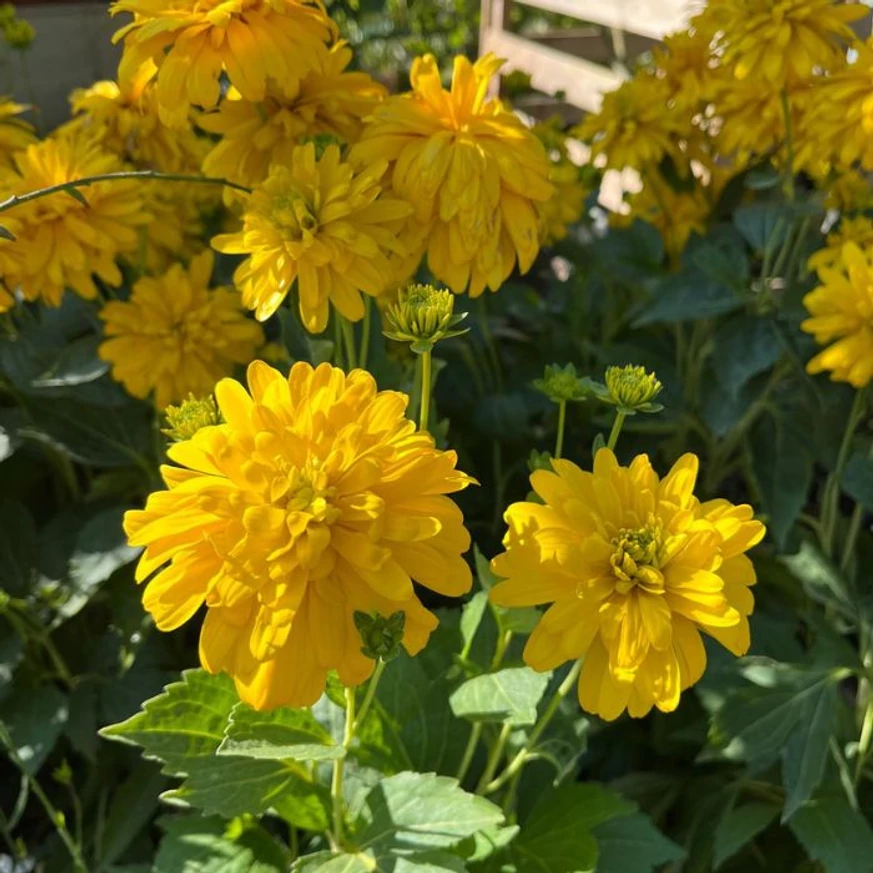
<box><xmin>574</xmin><ymin>73</ymin><xmax>696</xmax><ymax>172</ymax></box>
<box><xmin>490</xmin><ymin>449</ymin><xmax>765</xmax><ymax>720</ymax></box>
<box><xmin>99</xmin><ymin>250</ymin><xmax>264</xmax><ymax>408</ymax></box>
<box><xmin>654</xmin><ymin>29</ymin><xmax>717</xmax><ymax>110</ymax></box>
<box><xmin>200</xmin><ymin>42</ymin><xmax>385</xmax><ymax>190</ymax></box>
<box><xmin>65</xmin><ymin>65</ymin><xmax>207</xmax><ymax>173</ymax></box>
<box><xmin>111</xmin><ymin>0</ymin><xmax>335</xmax><ymax>127</ymax></box>
<box><xmin>808</xmin><ymin>216</ymin><xmax>873</xmax><ymax>273</ymax></box>
<box><xmin>124</xmin><ymin>360</ymin><xmax>474</xmax><ymax>709</ymax></box>
<box><xmin>532</xmin><ymin>119</ymin><xmax>588</xmax><ymax>245</ymax></box>
<box><xmin>0</xmin><ymin>98</ymin><xmax>35</xmax><ymax>168</ymax></box>
<box><xmin>0</xmin><ymin>283</ymin><xmax>13</xmax><ymax>312</ymax></box>
<box><xmin>704</xmin><ymin>0</ymin><xmax>865</xmax><ymax>85</ymax></box>
<box><xmin>0</xmin><ymin>135</ymin><xmax>149</xmax><ymax>306</ymax></box>
<box><xmin>802</xmin><ymin>242</ymin><xmax>873</xmax><ymax>387</ymax></box>
<box><xmin>212</xmin><ymin>141</ymin><xmax>412</xmax><ymax>331</ymax></box>
<box><xmin>352</xmin><ymin>53</ymin><xmax>553</xmax><ymax>297</ymax></box>
<box><xmin>795</xmin><ymin>41</ymin><xmax>873</xmax><ymax>172</ymax></box>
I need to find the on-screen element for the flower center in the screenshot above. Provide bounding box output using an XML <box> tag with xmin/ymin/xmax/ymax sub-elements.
<box><xmin>270</xmin><ymin>194</ymin><xmax>319</xmax><ymax>241</ymax></box>
<box><xmin>610</xmin><ymin>524</ymin><xmax>664</xmax><ymax>595</ymax></box>
<box><xmin>276</xmin><ymin>460</ymin><xmax>339</xmax><ymax>525</ymax></box>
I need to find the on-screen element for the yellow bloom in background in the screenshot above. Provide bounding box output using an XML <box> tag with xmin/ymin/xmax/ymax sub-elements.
<box><xmin>212</xmin><ymin>141</ymin><xmax>412</xmax><ymax>331</ymax></box>
<box><xmin>99</xmin><ymin>250</ymin><xmax>264</xmax><ymax>408</ymax></box>
<box><xmin>0</xmin><ymin>284</ymin><xmax>13</xmax><ymax>313</ymax></box>
<box><xmin>0</xmin><ymin>98</ymin><xmax>36</xmax><ymax>168</ymax></box>
<box><xmin>574</xmin><ymin>74</ymin><xmax>696</xmax><ymax>172</ymax></box>
<box><xmin>808</xmin><ymin>216</ymin><xmax>873</xmax><ymax>273</ymax></box>
<box><xmin>704</xmin><ymin>0</ymin><xmax>865</xmax><ymax>84</ymax></box>
<box><xmin>532</xmin><ymin>119</ymin><xmax>588</xmax><ymax>245</ymax></box>
<box><xmin>65</xmin><ymin>65</ymin><xmax>206</xmax><ymax>174</ymax></box>
<box><xmin>803</xmin><ymin>242</ymin><xmax>873</xmax><ymax>387</ymax></box>
<box><xmin>0</xmin><ymin>136</ymin><xmax>149</xmax><ymax>306</ymax></box>
<box><xmin>490</xmin><ymin>449</ymin><xmax>765</xmax><ymax>720</ymax></box>
<box><xmin>795</xmin><ymin>41</ymin><xmax>873</xmax><ymax>172</ymax></box>
<box><xmin>110</xmin><ymin>0</ymin><xmax>335</xmax><ymax>127</ymax></box>
<box><xmin>654</xmin><ymin>29</ymin><xmax>717</xmax><ymax>111</ymax></box>
<box><xmin>200</xmin><ymin>42</ymin><xmax>385</xmax><ymax>190</ymax></box>
<box><xmin>819</xmin><ymin>168</ymin><xmax>873</xmax><ymax>212</ymax></box>
<box><xmin>352</xmin><ymin>53</ymin><xmax>553</xmax><ymax>297</ymax></box>
<box><xmin>124</xmin><ymin>360</ymin><xmax>474</xmax><ymax>709</ymax></box>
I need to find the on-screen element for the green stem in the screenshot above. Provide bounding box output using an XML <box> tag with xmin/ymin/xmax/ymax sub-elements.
<box><xmin>477</xmin><ymin>296</ymin><xmax>503</xmax><ymax>391</ymax></box>
<box><xmin>455</xmin><ymin>723</ymin><xmax>482</xmax><ymax>785</ymax></box>
<box><xmin>476</xmin><ymin>722</ymin><xmax>512</xmax><ymax>794</ymax></box>
<box><xmin>822</xmin><ymin>390</ymin><xmax>866</xmax><ymax>556</ymax></box>
<box><xmin>354</xmin><ymin>659</ymin><xmax>386</xmax><ymax>732</ymax></box>
<box><xmin>606</xmin><ymin>411</ymin><xmax>627</xmax><ymax>452</ymax></box>
<box><xmin>340</xmin><ymin>317</ymin><xmax>357</xmax><ymax>370</ymax></box>
<box><xmin>554</xmin><ymin>400</ymin><xmax>567</xmax><ymax>459</ymax></box>
<box><xmin>0</xmin><ymin>170</ymin><xmax>251</xmax><ymax>216</ymax></box>
<box><xmin>841</xmin><ymin>440</ymin><xmax>873</xmax><ymax>575</ymax></box>
<box><xmin>360</xmin><ymin>296</ymin><xmax>372</xmax><ymax>370</ymax></box>
<box><xmin>854</xmin><ymin>697</ymin><xmax>873</xmax><ymax>786</ymax></box>
<box><xmin>490</xmin><ymin>630</ymin><xmax>513</xmax><ymax>671</ymax></box>
<box><xmin>419</xmin><ymin>348</ymin><xmax>433</xmax><ymax>432</ymax></box>
<box><xmin>331</xmin><ymin>686</ymin><xmax>356</xmax><ymax>848</ymax></box>
<box><xmin>483</xmin><ymin>660</ymin><xmax>582</xmax><ymax>796</ymax></box>
<box><xmin>0</xmin><ymin>723</ymin><xmax>86</xmax><ymax>872</ymax></box>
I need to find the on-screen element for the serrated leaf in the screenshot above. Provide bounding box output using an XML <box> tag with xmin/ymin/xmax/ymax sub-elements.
<box><xmin>355</xmin><ymin>771</ymin><xmax>504</xmax><ymax>860</ymax></box>
<box><xmin>713</xmin><ymin>802</ymin><xmax>779</xmax><ymax>869</ymax></box>
<box><xmin>713</xmin><ymin>316</ymin><xmax>781</xmax><ymax>398</ymax></box>
<box><xmin>788</xmin><ymin>797</ymin><xmax>873</xmax><ymax>873</ymax></box>
<box><xmin>217</xmin><ymin>703</ymin><xmax>343</xmax><ymax>761</ymax></box>
<box><xmin>449</xmin><ymin>667</ymin><xmax>550</xmax><ymax>726</ymax></box>
<box><xmin>781</xmin><ymin>541</ymin><xmax>853</xmax><ymax>615</ymax></box>
<box><xmin>154</xmin><ymin>815</ymin><xmax>286</xmax><ymax>873</ymax></box>
<box><xmin>592</xmin><ymin>811</ymin><xmax>685</xmax><ymax>873</ymax></box>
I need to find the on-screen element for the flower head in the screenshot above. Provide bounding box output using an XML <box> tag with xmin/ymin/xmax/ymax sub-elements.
<box><xmin>212</xmin><ymin>142</ymin><xmax>413</xmax><ymax>331</ymax></box>
<box><xmin>808</xmin><ymin>216</ymin><xmax>873</xmax><ymax>273</ymax></box>
<box><xmin>99</xmin><ymin>250</ymin><xmax>264</xmax><ymax>408</ymax></box>
<box><xmin>65</xmin><ymin>68</ymin><xmax>208</xmax><ymax>173</ymax></box>
<box><xmin>802</xmin><ymin>242</ymin><xmax>873</xmax><ymax>387</ymax></box>
<box><xmin>0</xmin><ymin>135</ymin><xmax>149</xmax><ymax>306</ymax></box>
<box><xmin>124</xmin><ymin>360</ymin><xmax>475</xmax><ymax>709</ymax></box>
<box><xmin>534</xmin><ymin>363</ymin><xmax>593</xmax><ymax>404</ymax></box>
<box><xmin>383</xmin><ymin>283</ymin><xmax>468</xmax><ymax>352</ymax></box>
<box><xmin>111</xmin><ymin>0</ymin><xmax>335</xmax><ymax>126</ymax></box>
<box><xmin>604</xmin><ymin>365</ymin><xmax>664</xmax><ymax>413</ymax></box>
<box><xmin>199</xmin><ymin>42</ymin><xmax>385</xmax><ymax>190</ymax></box>
<box><xmin>352</xmin><ymin>53</ymin><xmax>553</xmax><ymax>297</ymax></box>
<box><xmin>0</xmin><ymin>98</ymin><xmax>36</xmax><ymax>168</ymax></box>
<box><xmin>163</xmin><ymin>394</ymin><xmax>222</xmax><ymax>441</ymax></box>
<box><xmin>704</xmin><ymin>0</ymin><xmax>865</xmax><ymax>85</ymax></box>
<box><xmin>490</xmin><ymin>449</ymin><xmax>765</xmax><ymax>720</ymax></box>
<box><xmin>3</xmin><ymin>16</ymin><xmax>34</xmax><ymax>50</ymax></box>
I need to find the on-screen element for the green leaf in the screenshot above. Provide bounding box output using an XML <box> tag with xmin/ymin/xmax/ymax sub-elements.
<box><xmin>355</xmin><ymin>771</ymin><xmax>504</xmax><ymax>860</ymax></box>
<box><xmin>460</xmin><ymin>591</ymin><xmax>488</xmax><ymax>655</ymax></box>
<box><xmin>0</xmin><ymin>224</ymin><xmax>16</xmax><ymax>241</ymax></box>
<box><xmin>841</xmin><ymin>451</ymin><xmax>873</xmax><ymax>511</ymax></box>
<box><xmin>449</xmin><ymin>667</ymin><xmax>550</xmax><ymax>726</ymax></box>
<box><xmin>0</xmin><ymin>621</ymin><xmax>23</xmax><ymax>704</ymax></box>
<box><xmin>154</xmin><ymin>815</ymin><xmax>286</xmax><ymax>873</ymax></box>
<box><xmin>29</xmin><ymin>334</ymin><xmax>108</xmax><ymax>388</ymax></box>
<box><xmin>0</xmin><ymin>684</ymin><xmax>68</xmax><ymax>775</ymax></box>
<box><xmin>217</xmin><ymin>702</ymin><xmax>343</xmax><ymax>761</ymax></box>
<box><xmin>63</xmin><ymin>185</ymin><xmax>89</xmax><ymax>206</ymax></box>
<box><xmin>292</xmin><ymin>854</ymin><xmax>371</xmax><ymax>872</ymax></box>
<box><xmin>788</xmin><ymin>797</ymin><xmax>873</xmax><ymax>873</ymax></box>
<box><xmin>713</xmin><ymin>802</ymin><xmax>779</xmax><ymax>869</ymax></box>
<box><xmin>98</xmin><ymin>764</ymin><xmax>168</xmax><ymax>871</ymax></box>
<box><xmin>100</xmin><ymin>669</ymin><xmax>331</xmax><ymax>830</ymax></box>
<box><xmin>633</xmin><ymin>274</ymin><xmax>742</xmax><ymax>327</ymax></box>
<box><xmin>592</xmin><ymin>812</ymin><xmax>685</xmax><ymax>873</ymax></box>
<box><xmin>781</xmin><ymin>540</ymin><xmax>854</xmax><ymax>616</ymax></box>
<box><xmin>733</xmin><ymin>203</ymin><xmax>789</xmax><ymax>253</ymax></box>
<box><xmin>750</xmin><ymin>414</ymin><xmax>813</xmax><ymax>548</ymax></box>
<box><xmin>716</xmin><ymin>670</ymin><xmax>840</xmax><ymax>816</ymax></box>
<box><xmin>713</xmin><ymin>316</ymin><xmax>781</xmax><ymax>398</ymax></box>
<box><xmin>0</xmin><ymin>498</ymin><xmax>37</xmax><ymax>596</ymax></box>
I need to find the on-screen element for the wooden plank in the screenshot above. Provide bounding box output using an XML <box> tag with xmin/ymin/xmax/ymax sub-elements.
<box><xmin>512</xmin><ymin>0</ymin><xmax>689</xmax><ymax>40</ymax></box>
<box><xmin>481</xmin><ymin>29</ymin><xmax>625</xmax><ymax>111</ymax></box>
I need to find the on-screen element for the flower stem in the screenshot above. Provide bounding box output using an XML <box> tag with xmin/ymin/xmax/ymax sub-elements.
<box><xmin>0</xmin><ymin>170</ymin><xmax>252</xmax><ymax>216</ymax></box>
<box><xmin>554</xmin><ymin>400</ymin><xmax>567</xmax><ymax>459</ymax></box>
<box><xmin>354</xmin><ymin>659</ymin><xmax>386</xmax><ymax>731</ymax></box>
<box><xmin>822</xmin><ymin>390</ymin><xmax>866</xmax><ymax>556</ymax></box>
<box><xmin>340</xmin><ymin>316</ymin><xmax>357</xmax><ymax>370</ymax></box>
<box><xmin>419</xmin><ymin>348</ymin><xmax>433</xmax><ymax>432</ymax></box>
<box><xmin>854</xmin><ymin>696</ymin><xmax>873</xmax><ymax>786</ymax></box>
<box><xmin>0</xmin><ymin>722</ymin><xmax>87</xmax><ymax>872</ymax></box>
<box><xmin>475</xmin><ymin>722</ymin><xmax>512</xmax><ymax>793</ymax></box>
<box><xmin>483</xmin><ymin>660</ymin><xmax>581</xmax><ymax>796</ymax></box>
<box><xmin>331</xmin><ymin>686</ymin><xmax>356</xmax><ymax>848</ymax></box>
<box><xmin>841</xmin><ymin>440</ymin><xmax>873</xmax><ymax>575</ymax></box>
<box><xmin>455</xmin><ymin>722</ymin><xmax>482</xmax><ymax>785</ymax></box>
<box><xmin>606</xmin><ymin>411</ymin><xmax>627</xmax><ymax>452</ymax></box>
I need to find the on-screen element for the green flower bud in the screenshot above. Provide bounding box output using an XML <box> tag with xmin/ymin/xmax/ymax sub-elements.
<box><xmin>533</xmin><ymin>363</ymin><xmax>594</xmax><ymax>404</ymax></box>
<box><xmin>383</xmin><ymin>283</ymin><xmax>468</xmax><ymax>353</ymax></box>
<box><xmin>527</xmin><ymin>449</ymin><xmax>553</xmax><ymax>473</ymax></box>
<box><xmin>353</xmin><ymin>610</ymin><xmax>406</xmax><ymax>662</ymax></box>
<box><xmin>4</xmin><ymin>18</ymin><xmax>34</xmax><ymax>50</ymax></box>
<box><xmin>603</xmin><ymin>364</ymin><xmax>664</xmax><ymax>414</ymax></box>
<box><xmin>162</xmin><ymin>394</ymin><xmax>222</xmax><ymax>441</ymax></box>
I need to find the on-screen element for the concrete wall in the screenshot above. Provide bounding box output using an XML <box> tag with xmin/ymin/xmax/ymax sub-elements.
<box><xmin>6</xmin><ymin>3</ymin><xmax>120</xmax><ymax>131</ymax></box>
